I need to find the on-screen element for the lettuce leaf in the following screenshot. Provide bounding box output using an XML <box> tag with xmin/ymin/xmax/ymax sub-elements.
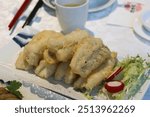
<box><xmin>99</xmin><ymin>55</ymin><xmax>150</xmax><ymax>100</ymax></box>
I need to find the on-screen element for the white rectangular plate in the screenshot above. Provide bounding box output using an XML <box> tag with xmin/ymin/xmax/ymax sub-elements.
<box><xmin>0</xmin><ymin>26</ymin><xmax>149</xmax><ymax>100</ymax></box>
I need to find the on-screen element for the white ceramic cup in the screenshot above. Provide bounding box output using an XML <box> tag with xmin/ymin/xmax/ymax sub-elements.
<box><xmin>55</xmin><ymin>0</ymin><xmax>89</xmax><ymax>34</ymax></box>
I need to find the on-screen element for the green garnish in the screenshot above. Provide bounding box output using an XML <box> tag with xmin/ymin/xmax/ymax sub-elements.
<box><xmin>113</xmin><ymin>55</ymin><xmax>150</xmax><ymax>99</ymax></box>
<box><xmin>146</xmin><ymin>53</ymin><xmax>150</xmax><ymax>68</ymax></box>
<box><xmin>84</xmin><ymin>91</ymin><xmax>93</xmax><ymax>100</ymax></box>
<box><xmin>99</xmin><ymin>54</ymin><xmax>150</xmax><ymax>100</ymax></box>
<box><xmin>6</xmin><ymin>80</ymin><xmax>23</xmax><ymax>99</ymax></box>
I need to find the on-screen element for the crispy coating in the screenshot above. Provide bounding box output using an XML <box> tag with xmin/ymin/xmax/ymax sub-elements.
<box><xmin>64</xmin><ymin>67</ymin><xmax>78</xmax><ymax>84</ymax></box>
<box><xmin>56</xmin><ymin>29</ymin><xmax>89</xmax><ymax>62</ymax></box>
<box><xmin>15</xmin><ymin>51</ymin><xmax>33</xmax><ymax>70</ymax></box>
<box><xmin>43</xmin><ymin>49</ymin><xmax>58</xmax><ymax>64</ymax></box>
<box><xmin>24</xmin><ymin>30</ymin><xmax>63</xmax><ymax>66</ymax></box>
<box><xmin>81</xmin><ymin>52</ymin><xmax>117</xmax><ymax>90</ymax></box>
<box><xmin>47</xmin><ymin>37</ymin><xmax>64</xmax><ymax>53</ymax></box>
<box><xmin>55</xmin><ymin>62</ymin><xmax>70</xmax><ymax>81</ymax></box>
<box><xmin>73</xmin><ymin>77</ymin><xmax>86</xmax><ymax>90</ymax></box>
<box><xmin>70</xmin><ymin>37</ymin><xmax>111</xmax><ymax>78</ymax></box>
<box><xmin>35</xmin><ymin>60</ymin><xmax>57</xmax><ymax>79</ymax></box>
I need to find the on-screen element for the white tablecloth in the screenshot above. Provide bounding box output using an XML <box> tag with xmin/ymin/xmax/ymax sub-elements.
<box><xmin>0</xmin><ymin>0</ymin><xmax>150</xmax><ymax>99</ymax></box>
<box><xmin>0</xmin><ymin>0</ymin><xmax>150</xmax><ymax>58</ymax></box>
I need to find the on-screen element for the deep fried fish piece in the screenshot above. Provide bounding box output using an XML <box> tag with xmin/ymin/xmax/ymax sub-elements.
<box><xmin>35</xmin><ymin>60</ymin><xmax>57</xmax><ymax>79</ymax></box>
<box><xmin>24</xmin><ymin>30</ymin><xmax>63</xmax><ymax>66</ymax></box>
<box><xmin>73</xmin><ymin>77</ymin><xmax>86</xmax><ymax>90</ymax></box>
<box><xmin>47</xmin><ymin>37</ymin><xmax>64</xmax><ymax>53</ymax></box>
<box><xmin>70</xmin><ymin>37</ymin><xmax>110</xmax><ymax>78</ymax></box>
<box><xmin>55</xmin><ymin>62</ymin><xmax>70</xmax><ymax>81</ymax></box>
<box><xmin>73</xmin><ymin>52</ymin><xmax>117</xmax><ymax>90</ymax></box>
<box><xmin>64</xmin><ymin>67</ymin><xmax>78</xmax><ymax>84</ymax></box>
<box><xmin>81</xmin><ymin>52</ymin><xmax>117</xmax><ymax>90</ymax></box>
<box><xmin>56</xmin><ymin>29</ymin><xmax>89</xmax><ymax>62</ymax></box>
<box><xmin>43</xmin><ymin>49</ymin><xmax>58</xmax><ymax>64</ymax></box>
<box><xmin>15</xmin><ymin>51</ymin><xmax>33</xmax><ymax>70</ymax></box>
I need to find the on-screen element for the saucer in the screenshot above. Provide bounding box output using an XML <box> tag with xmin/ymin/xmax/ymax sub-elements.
<box><xmin>141</xmin><ymin>10</ymin><xmax>150</xmax><ymax>32</ymax></box>
<box><xmin>88</xmin><ymin>0</ymin><xmax>116</xmax><ymax>13</ymax></box>
<box><xmin>133</xmin><ymin>18</ymin><xmax>150</xmax><ymax>41</ymax></box>
<box><xmin>42</xmin><ymin>0</ymin><xmax>116</xmax><ymax>13</ymax></box>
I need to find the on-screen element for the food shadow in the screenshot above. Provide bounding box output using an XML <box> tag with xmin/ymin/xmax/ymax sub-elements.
<box><xmin>27</xmin><ymin>70</ymin><xmax>72</xmax><ymax>90</ymax></box>
<box><xmin>47</xmin><ymin>75</ymin><xmax>71</xmax><ymax>89</ymax></box>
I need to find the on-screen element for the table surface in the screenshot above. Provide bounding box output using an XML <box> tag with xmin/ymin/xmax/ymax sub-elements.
<box><xmin>0</xmin><ymin>0</ymin><xmax>150</xmax><ymax>100</ymax></box>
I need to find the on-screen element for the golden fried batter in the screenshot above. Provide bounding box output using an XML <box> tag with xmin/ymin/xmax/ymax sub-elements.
<box><xmin>43</xmin><ymin>49</ymin><xmax>58</xmax><ymax>64</ymax></box>
<box><xmin>24</xmin><ymin>30</ymin><xmax>63</xmax><ymax>66</ymax></box>
<box><xmin>56</xmin><ymin>29</ymin><xmax>89</xmax><ymax>62</ymax></box>
<box><xmin>35</xmin><ymin>60</ymin><xmax>57</xmax><ymax>79</ymax></box>
<box><xmin>55</xmin><ymin>62</ymin><xmax>70</xmax><ymax>81</ymax></box>
<box><xmin>73</xmin><ymin>52</ymin><xmax>117</xmax><ymax>90</ymax></box>
<box><xmin>70</xmin><ymin>37</ymin><xmax>111</xmax><ymax>78</ymax></box>
<box><xmin>64</xmin><ymin>67</ymin><xmax>78</xmax><ymax>84</ymax></box>
<box><xmin>15</xmin><ymin>51</ymin><xmax>33</xmax><ymax>70</ymax></box>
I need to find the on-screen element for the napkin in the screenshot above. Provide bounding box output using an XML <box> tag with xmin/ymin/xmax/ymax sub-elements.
<box><xmin>12</xmin><ymin>26</ymin><xmax>38</xmax><ymax>47</ymax></box>
<box><xmin>107</xmin><ymin>0</ymin><xmax>147</xmax><ymax>27</ymax></box>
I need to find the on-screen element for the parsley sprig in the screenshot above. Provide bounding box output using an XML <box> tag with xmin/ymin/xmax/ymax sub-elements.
<box><xmin>6</xmin><ymin>80</ymin><xmax>23</xmax><ymax>99</ymax></box>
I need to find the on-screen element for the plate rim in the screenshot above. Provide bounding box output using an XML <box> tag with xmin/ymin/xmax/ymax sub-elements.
<box><xmin>0</xmin><ymin>65</ymin><xmax>42</xmax><ymax>100</ymax></box>
<box><xmin>0</xmin><ymin>65</ymin><xmax>69</xmax><ymax>100</ymax></box>
<box><xmin>42</xmin><ymin>0</ymin><xmax>116</xmax><ymax>13</ymax></box>
<box><xmin>133</xmin><ymin>18</ymin><xmax>150</xmax><ymax>41</ymax></box>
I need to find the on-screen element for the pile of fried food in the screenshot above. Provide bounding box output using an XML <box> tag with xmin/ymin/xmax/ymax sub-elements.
<box><xmin>15</xmin><ymin>29</ymin><xmax>117</xmax><ymax>91</ymax></box>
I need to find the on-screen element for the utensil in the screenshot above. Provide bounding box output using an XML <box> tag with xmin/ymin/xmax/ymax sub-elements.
<box><xmin>22</xmin><ymin>0</ymin><xmax>43</xmax><ymax>28</ymax></box>
<box><xmin>8</xmin><ymin>0</ymin><xmax>31</xmax><ymax>30</ymax></box>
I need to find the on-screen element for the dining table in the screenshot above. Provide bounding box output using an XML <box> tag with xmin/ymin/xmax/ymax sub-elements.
<box><xmin>0</xmin><ymin>0</ymin><xmax>150</xmax><ymax>100</ymax></box>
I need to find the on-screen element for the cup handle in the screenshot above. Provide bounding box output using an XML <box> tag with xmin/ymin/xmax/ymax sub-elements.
<box><xmin>49</xmin><ymin>0</ymin><xmax>55</xmax><ymax>9</ymax></box>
